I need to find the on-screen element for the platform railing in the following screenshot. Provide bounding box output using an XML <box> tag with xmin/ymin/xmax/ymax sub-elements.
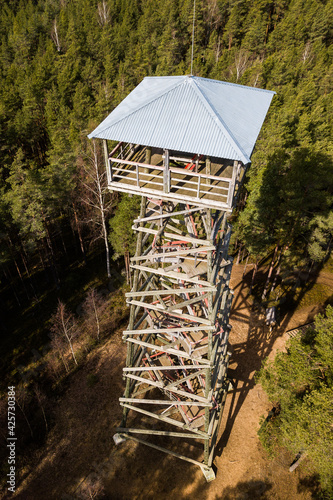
<box><xmin>107</xmin><ymin>156</ymin><xmax>235</xmax><ymax>210</ymax></box>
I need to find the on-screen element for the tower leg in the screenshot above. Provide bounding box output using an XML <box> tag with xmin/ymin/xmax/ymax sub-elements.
<box><xmin>118</xmin><ymin>200</ymin><xmax>234</xmax><ymax>479</ymax></box>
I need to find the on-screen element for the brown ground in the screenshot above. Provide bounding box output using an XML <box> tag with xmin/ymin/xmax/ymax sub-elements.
<box><xmin>8</xmin><ymin>264</ymin><xmax>328</xmax><ymax>500</ymax></box>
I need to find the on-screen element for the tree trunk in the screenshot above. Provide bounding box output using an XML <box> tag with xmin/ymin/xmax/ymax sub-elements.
<box><xmin>64</xmin><ymin>330</ymin><xmax>78</xmax><ymax>366</ymax></box>
<box><xmin>236</xmin><ymin>244</ymin><xmax>242</xmax><ymax>265</ymax></box>
<box><xmin>102</xmin><ymin>211</ymin><xmax>111</xmax><ymax>279</ymax></box>
<box><xmin>289</xmin><ymin>452</ymin><xmax>307</xmax><ymax>472</ymax></box>
<box><xmin>3</xmin><ymin>265</ymin><xmax>21</xmax><ymax>307</ymax></box>
<box><xmin>16</xmin><ymin>400</ymin><xmax>33</xmax><ymax>438</ymax></box>
<box><xmin>262</xmin><ymin>245</ymin><xmax>279</xmax><ymax>300</ymax></box>
<box><xmin>43</xmin><ymin>217</ymin><xmax>60</xmax><ymax>287</ymax></box>
<box><xmin>242</xmin><ymin>254</ymin><xmax>249</xmax><ymax>277</ymax></box>
<box><xmin>20</xmin><ymin>248</ymin><xmax>39</xmax><ymax>303</ymax></box>
<box><xmin>7</xmin><ymin>236</ymin><xmax>31</xmax><ymax>300</ymax></box>
<box><xmin>93</xmin><ymin>143</ymin><xmax>111</xmax><ymax>279</ymax></box>
<box><xmin>58</xmin><ymin>348</ymin><xmax>70</xmax><ymax>373</ymax></box>
<box><xmin>250</xmin><ymin>257</ymin><xmax>258</xmax><ymax>294</ymax></box>
<box><xmin>72</xmin><ymin>201</ymin><xmax>86</xmax><ymax>262</ymax></box>
<box><xmin>59</xmin><ymin>303</ymin><xmax>78</xmax><ymax>366</ymax></box>
<box><xmin>34</xmin><ymin>387</ymin><xmax>48</xmax><ymax>433</ymax></box>
<box><xmin>92</xmin><ymin>294</ymin><xmax>100</xmax><ymax>341</ymax></box>
<box><xmin>271</xmin><ymin>245</ymin><xmax>287</xmax><ymax>291</ymax></box>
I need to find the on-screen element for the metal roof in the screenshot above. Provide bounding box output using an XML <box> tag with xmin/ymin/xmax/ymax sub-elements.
<box><xmin>88</xmin><ymin>75</ymin><xmax>275</xmax><ymax>164</ymax></box>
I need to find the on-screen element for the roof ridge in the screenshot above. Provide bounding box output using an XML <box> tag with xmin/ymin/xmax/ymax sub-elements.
<box><xmin>88</xmin><ymin>77</ymin><xmax>187</xmax><ymax>139</ymax></box>
<box><xmin>192</xmin><ymin>75</ymin><xmax>276</xmax><ymax>95</ymax></box>
<box><xmin>189</xmin><ymin>78</ymin><xmax>249</xmax><ymax>164</ymax></box>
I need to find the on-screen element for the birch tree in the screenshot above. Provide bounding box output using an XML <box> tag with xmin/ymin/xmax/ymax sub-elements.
<box><xmin>82</xmin><ymin>288</ymin><xmax>105</xmax><ymax>341</ymax></box>
<box><xmin>50</xmin><ymin>300</ymin><xmax>78</xmax><ymax>367</ymax></box>
<box><xmin>80</xmin><ymin>140</ymin><xmax>114</xmax><ymax>279</ymax></box>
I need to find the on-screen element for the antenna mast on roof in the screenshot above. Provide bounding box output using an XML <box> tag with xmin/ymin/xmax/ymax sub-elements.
<box><xmin>190</xmin><ymin>0</ymin><xmax>196</xmax><ymax>75</ymax></box>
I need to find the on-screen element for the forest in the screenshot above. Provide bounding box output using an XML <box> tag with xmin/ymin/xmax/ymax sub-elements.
<box><xmin>0</xmin><ymin>0</ymin><xmax>332</xmax><ymax>497</ymax></box>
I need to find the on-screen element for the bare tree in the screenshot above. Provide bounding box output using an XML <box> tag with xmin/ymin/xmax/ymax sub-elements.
<box><xmin>234</xmin><ymin>50</ymin><xmax>250</xmax><ymax>81</ymax></box>
<box><xmin>78</xmin><ymin>475</ymin><xmax>105</xmax><ymax>499</ymax></box>
<box><xmin>82</xmin><ymin>288</ymin><xmax>106</xmax><ymax>341</ymax></box>
<box><xmin>34</xmin><ymin>384</ymin><xmax>48</xmax><ymax>433</ymax></box>
<box><xmin>97</xmin><ymin>1</ymin><xmax>110</xmax><ymax>26</ymax></box>
<box><xmin>50</xmin><ymin>334</ymin><xmax>70</xmax><ymax>374</ymax></box>
<box><xmin>50</xmin><ymin>301</ymin><xmax>79</xmax><ymax>366</ymax></box>
<box><xmin>302</xmin><ymin>41</ymin><xmax>312</xmax><ymax>64</ymax></box>
<box><xmin>51</xmin><ymin>19</ymin><xmax>61</xmax><ymax>52</ymax></box>
<box><xmin>80</xmin><ymin>140</ymin><xmax>114</xmax><ymax>279</ymax></box>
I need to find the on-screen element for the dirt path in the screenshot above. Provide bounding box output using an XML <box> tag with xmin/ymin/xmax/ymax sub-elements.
<box><xmin>10</xmin><ymin>264</ymin><xmax>324</xmax><ymax>500</ymax></box>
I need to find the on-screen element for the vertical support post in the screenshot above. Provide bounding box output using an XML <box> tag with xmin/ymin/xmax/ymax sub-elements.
<box><xmin>195</xmin><ymin>156</ymin><xmax>199</xmax><ymax>173</ymax></box>
<box><xmin>227</xmin><ymin>160</ymin><xmax>238</xmax><ymax>208</ymax></box>
<box><xmin>163</xmin><ymin>149</ymin><xmax>170</xmax><ymax>193</ymax></box>
<box><xmin>144</xmin><ymin>146</ymin><xmax>152</xmax><ymax>175</ymax></box>
<box><xmin>197</xmin><ymin>176</ymin><xmax>201</xmax><ymax>199</ymax></box>
<box><xmin>204</xmin><ymin>208</ymin><xmax>213</xmax><ymax>466</ymax></box>
<box><xmin>145</xmin><ymin>146</ymin><xmax>152</xmax><ymax>164</ymax></box>
<box><xmin>121</xmin><ymin>196</ymin><xmax>147</xmax><ymax>427</ymax></box>
<box><xmin>103</xmin><ymin>139</ymin><xmax>112</xmax><ymax>183</ymax></box>
<box><xmin>206</xmin><ymin>157</ymin><xmax>211</xmax><ymax>186</ymax></box>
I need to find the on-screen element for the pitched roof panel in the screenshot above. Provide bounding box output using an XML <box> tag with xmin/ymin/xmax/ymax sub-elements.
<box><xmin>88</xmin><ymin>75</ymin><xmax>275</xmax><ymax>163</ymax></box>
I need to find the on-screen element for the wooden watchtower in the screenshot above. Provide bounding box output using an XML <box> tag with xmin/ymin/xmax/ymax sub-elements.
<box><xmin>89</xmin><ymin>75</ymin><xmax>275</xmax><ymax>481</ymax></box>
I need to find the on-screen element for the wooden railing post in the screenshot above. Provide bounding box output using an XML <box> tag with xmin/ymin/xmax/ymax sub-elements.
<box><xmin>227</xmin><ymin>160</ymin><xmax>238</xmax><ymax>208</ymax></box>
<box><xmin>206</xmin><ymin>157</ymin><xmax>211</xmax><ymax>186</ymax></box>
<box><xmin>163</xmin><ymin>149</ymin><xmax>170</xmax><ymax>193</ymax></box>
<box><xmin>103</xmin><ymin>139</ymin><xmax>112</xmax><ymax>183</ymax></box>
<box><xmin>197</xmin><ymin>175</ymin><xmax>201</xmax><ymax>198</ymax></box>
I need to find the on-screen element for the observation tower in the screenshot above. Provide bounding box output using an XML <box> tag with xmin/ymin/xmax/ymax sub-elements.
<box><xmin>88</xmin><ymin>75</ymin><xmax>275</xmax><ymax>481</ymax></box>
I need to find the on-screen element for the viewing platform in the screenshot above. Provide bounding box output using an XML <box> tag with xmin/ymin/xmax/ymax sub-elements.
<box><xmin>106</xmin><ymin>141</ymin><xmax>244</xmax><ymax>211</ymax></box>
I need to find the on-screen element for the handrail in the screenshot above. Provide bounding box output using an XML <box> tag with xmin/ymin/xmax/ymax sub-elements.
<box><xmin>109</xmin><ymin>141</ymin><xmax>124</xmax><ymax>157</ymax></box>
<box><xmin>107</xmin><ymin>154</ymin><xmax>235</xmax><ymax>209</ymax></box>
<box><xmin>109</xmin><ymin>157</ymin><xmax>232</xmax><ymax>184</ymax></box>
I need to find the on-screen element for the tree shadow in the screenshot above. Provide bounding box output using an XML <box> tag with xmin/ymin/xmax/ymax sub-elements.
<box><xmin>215</xmin><ymin>257</ymin><xmax>324</xmax><ymax>458</ymax></box>
<box><xmin>297</xmin><ymin>474</ymin><xmax>322</xmax><ymax>499</ymax></box>
<box><xmin>217</xmin><ymin>479</ymin><xmax>272</xmax><ymax>499</ymax></box>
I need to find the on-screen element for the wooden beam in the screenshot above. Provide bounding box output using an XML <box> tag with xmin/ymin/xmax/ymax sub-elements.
<box><xmin>120</xmin><ymin>403</ymin><xmax>209</xmax><ymax>437</ymax></box>
<box><xmin>106</xmin><ymin>182</ymin><xmax>231</xmax><ymax>211</ymax></box>
<box><xmin>125</xmin><ymin>337</ymin><xmax>209</xmax><ymax>363</ymax></box>
<box><xmin>123</xmin><ymin>325</ymin><xmax>215</xmax><ymax>335</ymax></box>
<box><xmin>163</xmin><ymin>149</ymin><xmax>170</xmax><ymax>193</ymax></box>
<box><xmin>119</xmin><ymin>398</ymin><xmax>210</xmax><ymax>407</ymax></box>
<box><xmin>132</xmin><ymin>226</ymin><xmax>211</xmax><ymax>246</ymax></box>
<box><xmin>126</xmin><ymin>299</ymin><xmax>212</xmax><ymax>325</ymax></box>
<box><xmin>118</xmin><ymin>433</ymin><xmax>210</xmax><ymax>468</ymax></box>
<box><xmin>125</xmin><ymin>285</ymin><xmax>216</xmax><ymax>298</ymax></box>
<box><xmin>117</xmin><ymin>428</ymin><xmax>208</xmax><ymax>439</ymax></box>
<box><xmin>124</xmin><ymin>373</ymin><xmax>210</xmax><ymax>404</ymax></box>
<box><xmin>134</xmin><ymin>207</ymin><xmax>204</xmax><ymax>223</ymax></box>
<box><xmin>130</xmin><ymin>264</ymin><xmax>211</xmax><ymax>286</ymax></box>
<box><xmin>166</xmin><ymin>293</ymin><xmax>209</xmax><ymax>312</ymax></box>
<box><xmin>124</xmin><ymin>373</ymin><xmax>164</xmax><ymax>389</ymax></box>
<box><xmin>164</xmin><ymin>369</ymin><xmax>205</xmax><ymax>389</ymax></box>
<box><xmin>130</xmin><ymin>246</ymin><xmax>215</xmax><ymax>263</ymax></box>
<box><xmin>123</xmin><ymin>364</ymin><xmax>210</xmax><ymax>372</ymax></box>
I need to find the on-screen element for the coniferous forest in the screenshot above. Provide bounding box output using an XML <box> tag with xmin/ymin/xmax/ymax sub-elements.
<box><xmin>0</xmin><ymin>0</ymin><xmax>332</xmax><ymax>497</ymax></box>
